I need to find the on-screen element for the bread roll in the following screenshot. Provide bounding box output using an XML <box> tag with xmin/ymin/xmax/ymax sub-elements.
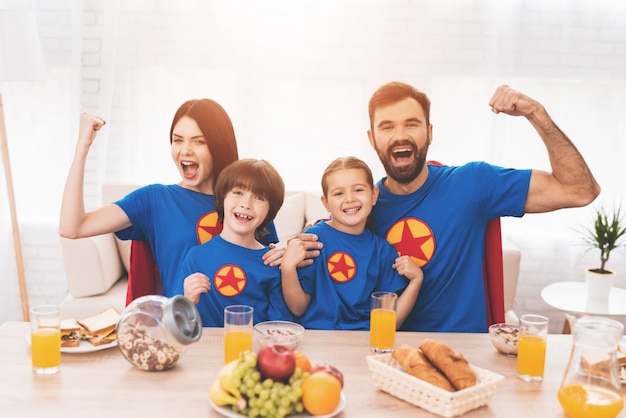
<box><xmin>392</xmin><ymin>344</ymin><xmax>454</xmax><ymax>391</ymax></box>
<box><xmin>419</xmin><ymin>339</ymin><xmax>476</xmax><ymax>390</ymax></box>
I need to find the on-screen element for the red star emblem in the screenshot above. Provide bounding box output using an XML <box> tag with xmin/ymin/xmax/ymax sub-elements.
<box><xmin>327</xmin><ymin>252</ymin><xmax>356</xmax><ymax>283</ymax></box>
<box><xmin>197</xmin><ymin>210</ymin><xmax>223</xmax><ymax>244</ymax></box>
<box><xmin>214</xmin><ymin>265</ymin><xmax>246</xmax><ymax>297</ymax></box>
<box><xmin>386</xmin><ymin>218</ymin><xmax>435</xmax><ymax>267</ymax></box>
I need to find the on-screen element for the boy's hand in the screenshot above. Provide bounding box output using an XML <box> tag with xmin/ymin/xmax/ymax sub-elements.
<box><xmin>263</xmin><ymin>233</ymin><xmax>323</xmax><ymax>267</ymax></box>
<box><xmin>183</xmin><ymin>272</ymin><xmax>210</xmax><ymax>304</ymax></box>
<box><xmin>292</xmin><ymin>233</ymin><xmax>323</xmax><ymax>266</ymax></box>
<box><xmin>263</xmin><ymin>244</ymin><xmax>286</xmax><ymax>267</ymax></box>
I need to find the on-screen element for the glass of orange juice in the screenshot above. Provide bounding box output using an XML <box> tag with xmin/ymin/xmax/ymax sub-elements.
<box><xmin>30</xmin><ymin>305</ymin><xmax>61</xmax><ymax>375</ymax></box>
<box><xmin>517</xmin><ymin>314</ymin><xmax>548</xmax><ymax>382</ymax></box>
<box><xmin>370</xmin><ymin>291</ymin><xmax>398</xmax><ymax>353</ymax></box>
<box><xmin>224</xmin><ymin>305</ymin><xmax>253</xmax><ymax>364</ymax></box>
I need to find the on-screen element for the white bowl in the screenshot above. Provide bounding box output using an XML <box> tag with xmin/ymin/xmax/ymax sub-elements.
<box><xmin>254</xmin><ymin>320</ymin><xmax>304</xmax><ymax>351</ymax></box>
<box><xmin>488</xmin><ymin>323</ymin><xmax>519</xmax><ymax>356</ymax></box>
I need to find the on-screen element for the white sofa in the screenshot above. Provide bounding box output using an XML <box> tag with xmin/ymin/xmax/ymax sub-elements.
<box><xmin>60</xmin><ymin>185</ymin><xmax>521</xmax><ymax>323</ymax></box>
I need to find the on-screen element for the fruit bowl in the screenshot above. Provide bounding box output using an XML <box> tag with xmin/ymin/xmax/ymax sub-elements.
<box><xmin>254</xmin><ymin>320</ymin><xmax>304</xmax><ymax>351</ymax></box>
<box><xmin>488</xmin><ymin>323</ymin><xmax>519</xmax><ymax>356</ymax></box>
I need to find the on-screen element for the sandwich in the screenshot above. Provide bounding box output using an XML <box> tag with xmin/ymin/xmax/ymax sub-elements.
<box><xmin>60</xmin><ymin>319</ymin><xmax>84</xmax><ymax>348</ymax></box>
<box><xmin>76</xmin><ymin>306</ymin><xmax>121</xmax><ymax>346</ymax></box>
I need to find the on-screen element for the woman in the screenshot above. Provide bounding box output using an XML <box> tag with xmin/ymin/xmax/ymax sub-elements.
<box><xmin>59</xmin><ymin>99</ymin><xmax>281</xmax><ymax>298</ymax></box>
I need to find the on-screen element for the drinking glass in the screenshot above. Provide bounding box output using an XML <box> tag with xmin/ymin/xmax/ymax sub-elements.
<box><xmin>517</xmin><ymin>314</ymin><xmax>549</xmax><ymax>382</ymax></box>
<box><xmin>369</xmin><ymin>292</ymin><xmax>398</xmax><ymax>353</ymax></box>
<box><xmin>224</xmin><ymin>305</ymin><xmax>253</xmax><ymax>364</ymax></box>
<box><xmin>30</xmin><ymin>305</ymin><xmax>61</xmax><ymax>375</ymax></box>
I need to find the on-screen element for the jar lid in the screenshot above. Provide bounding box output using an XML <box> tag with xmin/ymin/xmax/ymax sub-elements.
<box><xmin>163</xmin><ymin>295</ymin><xmax>202</xmax><ymax>345</ymax></box>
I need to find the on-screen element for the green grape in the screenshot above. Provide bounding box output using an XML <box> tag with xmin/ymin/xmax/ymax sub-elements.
<box><xmin>259</xmin><ymin>389</ymin><xmax>270</xmax><ymax>400</ymax></box>
<box><xmin>294</xmin><ymin>401</ymin><xmax>304</xmax><ymax>413</ymax></box>
<box><xmin>224</xmin><ymin>349</ymin><xmax>310</xmax><ymax>418</ymax></box>
<box><xmin>277</xmin><ymin>405</ymin><xmax>289</xmax><ymax>417</ymax></box>
<box><xmin>251</xmin><ymin>369</ymin><xmax>261</xmax><ymax>382</ymax></box>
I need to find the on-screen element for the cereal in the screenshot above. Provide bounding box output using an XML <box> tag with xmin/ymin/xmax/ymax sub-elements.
<box><xmin>262</xmin><ymin>328</ymin><xmax>296</xmax><ymax>336</ymax></box>
<box><xmin>118</xmin><ymin>325</ymin><xmax>182</xmax><ymax>371</ymax></box>
<box><xmin>489</xmin><ymin>324</ymin><xmax>519</xmax><ymax>356</ymax></box>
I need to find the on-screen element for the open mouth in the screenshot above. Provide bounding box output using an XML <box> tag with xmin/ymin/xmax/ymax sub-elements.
<box><xmin>343</xmin><ymin>207</ymin><xmax>361</xmax><ymax>215</ymax></box>
<box><xmin>234</xmin><ymin>212</ymin><xmax>253</xmax><ymax>221</ymax></box>
<box><xmin>181</xmin><ymin>161</ymin><xmax>199</xmax><ymax>179</ymax></box>
<box><xmin>392</xmin><ymin>147</ymin><xmax>414</xmax><ymax>163</ymax></box>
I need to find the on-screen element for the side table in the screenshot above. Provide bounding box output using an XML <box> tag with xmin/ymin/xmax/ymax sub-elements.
<box><xmin>540</xmin><ymin>281</ymin><xmax>626</xmax><ymax>333</ymax></box>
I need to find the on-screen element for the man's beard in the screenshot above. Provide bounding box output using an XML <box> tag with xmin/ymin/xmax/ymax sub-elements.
<box><xmin>375</xmin><ymin>139</ymin><xmax>428</xmax><ymax>185</ymax></box>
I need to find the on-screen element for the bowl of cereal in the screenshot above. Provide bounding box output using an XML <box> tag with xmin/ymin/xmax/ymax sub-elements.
<box><xmin>488</xmin><ymin>323</ymin><xmax>519</xmax><ymax>356</ymax></box>
<box><xmin>254</xmin><ymin>320</ymin><xmax>304</xmax><ymax>351</ymax></box>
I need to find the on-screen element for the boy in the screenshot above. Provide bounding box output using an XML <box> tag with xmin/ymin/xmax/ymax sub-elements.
<box><xmin>175</xmin><ymin>159</ymin><xmax>294</xmax><ymax>326</ymax></box>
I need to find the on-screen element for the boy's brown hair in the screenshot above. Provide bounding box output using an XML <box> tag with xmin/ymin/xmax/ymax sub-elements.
<box><xmin>214</xmin><ymin>159</ymin><xmax>284</xmax><ymax>241</ymax></box>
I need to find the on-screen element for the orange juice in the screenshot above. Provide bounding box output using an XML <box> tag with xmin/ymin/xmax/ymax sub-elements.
<box><xmin>558</xmin><ymin>384</ymin><xmax>624</xmax><ymax>418</ymax></box>
<box><xmin>517</xmin><ymin>335</ymin><xmax>546</xmax><ymax>378</ymax></box>
<box><xmin>224</xmin><ymin>330</ymin><xmax>252</xmax><ymax>364</ymax></box>
<box><xmin>31</xmin><ymin>328</ymin><xmax>61</xmax><ymax>369</ymax></box>
<box><xmin>369</xmin><ymin>308</ymin><xmax>396</xmax><ymax>351</ymax></box>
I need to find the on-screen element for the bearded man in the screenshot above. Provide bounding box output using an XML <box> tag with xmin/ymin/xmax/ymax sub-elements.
<box><xmin>366</xmin><ymin>82</ymin><xmax>599</xmax><ymax>332</ymax></box>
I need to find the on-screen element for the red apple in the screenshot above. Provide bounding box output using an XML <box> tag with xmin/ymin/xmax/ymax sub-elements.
<box><xmin>310</xmin><ymin>363</ymin><xmax>344</xmax><ymax>387</ymax></box>
<box><xmin>257</xmin><ymin>344</ymin><xmax>296</xmax><ymax>382</ymax></box>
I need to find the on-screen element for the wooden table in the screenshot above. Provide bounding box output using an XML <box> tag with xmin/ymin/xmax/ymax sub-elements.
<box><xmin>1</xmin><ymin>321</ymin><xmax>625</xmax><ymax>417</ymax></box>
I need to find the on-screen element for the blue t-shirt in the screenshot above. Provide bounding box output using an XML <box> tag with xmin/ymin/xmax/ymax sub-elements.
<box><xmin>370</xmin><ymin>162</ymin><xmax>530</xmax><ymax>333</ymax></box>
<box><xmin>114</xmin><ymin>184</ymin><xmax>278</xmax><ymax>297</ymax></box>
<box><xmin>297</xmin><ymin>221</ymin><xmax>409</xmax><ymax>330</ymax></box>
<box><xmin>174</xmin><ymin>235</ymin><xmax>294</xmax><ymax>327</ymax></box>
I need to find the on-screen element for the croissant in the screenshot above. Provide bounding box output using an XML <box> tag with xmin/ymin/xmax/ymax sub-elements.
<box><xmin>392</xmin><ymin>344</ymin><xmax>454</xmax><ymax>391</ymax></box>
<box><xmin>419</xmin><ymin>339</ymin><xmax>477</xmax><ymax>390</ymax></box>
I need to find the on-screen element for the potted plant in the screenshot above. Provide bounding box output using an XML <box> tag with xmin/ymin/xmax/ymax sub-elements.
<box><xmin>579</xmin><ymin>204</ymin><xmax>626</xmax><ymax>301</ymax></box>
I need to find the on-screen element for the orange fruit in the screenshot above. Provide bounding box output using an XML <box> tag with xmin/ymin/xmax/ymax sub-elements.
<box><xmin>301</xmin><ymin>371</ymin><xmax>341</xmax><ymax>416</ymax></box>
<box><xmin>294</xmin><ymin>351</ymin><xmax>311</xmax><ymax>372</ymax></box>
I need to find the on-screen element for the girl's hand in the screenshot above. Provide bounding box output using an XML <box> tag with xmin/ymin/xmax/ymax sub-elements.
<box><xmin>183</xmin><ymin>272</ymin><xmax>211</xmax><ymax>304</ymax></box>
<box><xmin>280</xmin><ymin>238</ymin><xmax>309</xmax><ymax>271</ymax></box>
<box><xmin>393</xmin><ymin>255</ymin><xmax>424</xmax><ymax>285</ymax></box>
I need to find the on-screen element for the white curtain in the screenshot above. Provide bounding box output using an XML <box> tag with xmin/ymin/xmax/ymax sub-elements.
<box><xmin>1</xmin><ymin>0</ymin><xmax>626</xmax><ymax>322</ymax></box>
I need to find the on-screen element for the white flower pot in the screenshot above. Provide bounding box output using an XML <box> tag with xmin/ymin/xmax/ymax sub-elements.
<box><xmin>585</xmin><ymin>268</ymin><xmax>615</xmax><ymax>302</ymax></box>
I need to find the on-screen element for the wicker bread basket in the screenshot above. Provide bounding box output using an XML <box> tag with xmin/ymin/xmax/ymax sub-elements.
<box><xmin>367</xmin><ymin>353</ymin><xmax>505</xmax><ymax>417</ymax></box>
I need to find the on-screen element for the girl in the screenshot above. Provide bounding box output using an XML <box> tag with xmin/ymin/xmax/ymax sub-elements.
<box><xmin>176</xmin><ymin>159</ymin><xmax>294</xmax><ymax>326</ymax></box>
<box><xmin>281</xmin><ymin>156</ymin><xmax>423</xmax><ymax>330</ymax></box>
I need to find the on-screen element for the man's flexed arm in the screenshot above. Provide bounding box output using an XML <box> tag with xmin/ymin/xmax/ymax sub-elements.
<box><xmin>489</xmin><ymin>85</ymin><xmax>600</xmax><ymax>213</ymax></box>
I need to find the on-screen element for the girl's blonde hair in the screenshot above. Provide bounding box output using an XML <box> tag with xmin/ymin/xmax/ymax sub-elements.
<box><xmin>321</xmin><ymin>156</ymin><xmax>374</xmax><ymax>197</ymax></box>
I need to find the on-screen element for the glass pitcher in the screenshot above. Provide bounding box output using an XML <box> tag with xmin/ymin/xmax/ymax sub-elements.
<box><xmin>557</xmin><ymin>316</ymin><xmax>624</xmax><ymax>418</ymax></box>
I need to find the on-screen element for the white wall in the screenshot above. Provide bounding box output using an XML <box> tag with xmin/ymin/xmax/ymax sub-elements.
<box><xmin>1</xmin><ymin>0</ymin><xmax>625</xmax><ymax>332</ymax></box>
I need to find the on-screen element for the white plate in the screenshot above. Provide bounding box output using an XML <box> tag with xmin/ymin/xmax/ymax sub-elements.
<box><xmin>25</xmin><ymin>333</ymin><xmax>117</xmax><ymax>353</ymax></box>
<box><xmin>209</xmin><ymin>392</ymin><xmax>345</xmax><ymax>418</ymax></box>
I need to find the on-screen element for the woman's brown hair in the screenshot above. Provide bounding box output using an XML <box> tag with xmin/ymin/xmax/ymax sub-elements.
<box><xmin>170</xmin><ymin>99</ymin><xmax>239</xmax><ymax>188</ymax></box>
